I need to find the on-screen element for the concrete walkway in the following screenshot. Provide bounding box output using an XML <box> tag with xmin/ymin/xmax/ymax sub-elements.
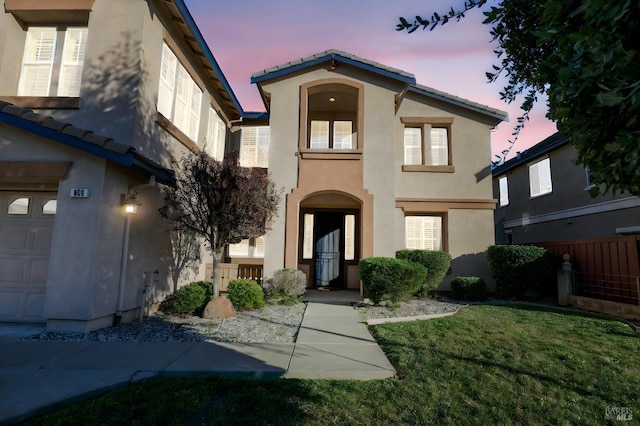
<box><xmin>0</xmin><ymin>302</ymin><xmax>395</xmax><ymax>424</ymax></box>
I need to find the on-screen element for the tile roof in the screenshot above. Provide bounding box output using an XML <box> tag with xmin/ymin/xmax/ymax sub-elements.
<box><xmin>251</xmin><ymin>49</ymin><xmax>416</xmax><ymax>84</ymax></box>
<box><xmin>409</xmin><ymin>84</ymin><xmax>508</xmax><ymax>124</ymax></box>
<box><xmin>0</xmin><ymin>101</ymin><xmax>175</xmax><ymax>185</ymax></box>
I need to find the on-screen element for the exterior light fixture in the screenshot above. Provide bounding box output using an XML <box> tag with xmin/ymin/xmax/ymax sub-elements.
<box><xmin>120</xmin><ymin>192</ymin><xmax>140</xmax><ymax>215</ymax></box>
<box><xmin>329</xmin><ymin>97</ymin><xmax>336</xmax><ymax>102</ymax></box>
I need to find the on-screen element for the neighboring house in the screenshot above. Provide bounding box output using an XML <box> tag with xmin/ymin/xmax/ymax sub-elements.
<box><xmin>229</xmin><ymin>50</ymin><xmax>508</xmax><ymax>292</ymax></box>
<box><xmin>492</xmin><ymin>132</ymin><xmax>640</xmax><ymax>244</ymax></box>
<box><xmin>0</xmin><ymin>0</ymin><xmax>242</xmax><ymax>331</ymax></box>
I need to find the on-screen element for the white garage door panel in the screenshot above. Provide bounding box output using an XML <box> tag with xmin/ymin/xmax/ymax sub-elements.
<box><xmin>0</xmin><ymin>224</ymin><xmax>30</xmax><ymax>252</ymax></box>
<box><xmin>0</xmin><ymin>292</ymin><xmax>22</xmax><ymax>318</ymax></box>
<box><xmin>0</xmin><ymin>259</ymin><xmax>27</xmax><ymax>283</ymax></box>
<box><xmin>0</xmin><ymin>192</ymin><xmax>56</xmax><ymax>322</ymax></box>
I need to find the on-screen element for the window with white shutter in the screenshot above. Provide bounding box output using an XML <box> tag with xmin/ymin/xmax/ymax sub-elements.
<box><xmin>18</xmin><ymin>27</ymin><xmax>87</xmax><ymax>97</ymax></box>
<box><xmin>428</xmin><ymin>128</ymin><xmax>448</xmax><ymax>166</ymax></box>
<box><xmin>405</xmin><ymin>216</ymin><xmax>443</xmax><ymax>250</ymax></box>
<box><xmin>499</xmin><ymin>176</ymin><xmax>509</xmax><ymax>206</ymax></box>
<box><xmin>206</xmin><ymin>107</ymin><xmax>226</xmax><ymax>161</ymax></box>
<box><xmin>529</xmin><ymin>158</ymin><xmax>552</xmax><ymax>197</ymax></box>
<box><xmin>228</xmin><ymin>237</ymin><xmax>265</xmax><ymax>258</ymax></box>
<box><xmin>310</xmin><ymin>121</ymin><xmax>329</xmax><ymax>149</ymax></box>
<box><xmin>333</xmin><ymin>121</ymin><xmax>353</xmax><ymax>149</ymax></box>
<box><xmin>240</xmin><ymin>126</ymin><xmax>270</xmax><ymax>168</ymax></box>
<box><xmin>404</xmin><ymin>128</ymin><xmax>422</xmax><ymax>165</ymax></box>
<box><xmin>157</xmin><ymin>42</ymin><xmax>202</xmax><ymax>141</ymax></box>
<box><xmin>302</xmin><ymin>213</ymin><xmax>314</xmax><ymax>260</ymax></box>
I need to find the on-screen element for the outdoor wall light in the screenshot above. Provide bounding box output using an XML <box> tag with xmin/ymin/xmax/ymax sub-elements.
<box><xmin>329</xmin><ymin>97</ymin><xmax>336</xmax><ymax>102</ymax></box>
<box><xmin>120</xmin><ymin>192</ymin><xmax>140</xmax><ymax>215</ymax></box>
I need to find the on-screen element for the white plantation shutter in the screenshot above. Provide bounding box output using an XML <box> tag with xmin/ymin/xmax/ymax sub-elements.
<box><xmin>310</xmin><ymin>120</ymin><xmax>329</xmax><ymax>148</ymax></box>
<box><xmin>403</xmin><ymin>128</ymin><xmax>422</xmax><ymax>165</ymax></box>
<box><xmin>257</xmin><ymin>127</ymin><xmax>270</xmax><ymax>167</ymax></box>
<box><xmin>499</xmin><ymin>176</ymin><xmax>509</xmax><ymax>206</ymax></box>
<box><xmin>229</xmin><ymin>239</ymin><xmax>249</xmax><ymax>257</ymax></box>
<box><xmin>58</xmin><ymin>28</ymin><xmax>87</xmax><ymax>96</ymax></box>
<box><xmin>405</xmin><ymin>216</ymin><xmax>442</xmax><ymax>250</ymax></box>
<box><xmin>19</xmin><ymin>28</ymin><xmax>57</xmax><ymax>96</ymax></box>
<box><xmin>254</xmin><ymin>237</ymin><xmax>265</xmax><ymax>258</ymax></box>
<box><xmin>428</xmin><ymin>128</ymin><xmax>448</xmax><ymax>166</ymax></box>
<box><xmin>529</xmin><ymin>158</ymin><xmax>552</xmax><ymax>196</ymax></box>
<box><xmin>240</xmin><ymin>127</ymin><xmax>269</xmax><ymax>167</ymax></box>
<box><xmin>188</xmin><ymin>82</ymin><xmax>202</xmax><ymax>141</ymax></box>
<box><xmin>333</xmin><ymin>121</ymin><xmax>353</xmax><ymax>149</ymax></box>
<box><xmin>207</xmin><ymin>107</ymin><xmax>226</xmax><ymax>160</ymax></box>
<box><xmin>157</xmin><ymin>44</ymin><xmax>177</xmax><ymax>118</ymax></box>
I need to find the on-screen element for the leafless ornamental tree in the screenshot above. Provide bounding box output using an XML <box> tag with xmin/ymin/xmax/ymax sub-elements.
<box><xmin>160</xmin><ymin>152</ymin><xmax>281</xmax><ymax>298</ymax></box>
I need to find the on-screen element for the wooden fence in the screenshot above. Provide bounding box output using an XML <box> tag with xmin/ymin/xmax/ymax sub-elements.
<box><xmin>204</xmin><ymin>263</ymin><xmax>264</xmax><ymax>292</ymax></box>
<box><xmin>536</xmin><ymin>235</ymin><xmax>640</xmax><ymax>305</ymax></box>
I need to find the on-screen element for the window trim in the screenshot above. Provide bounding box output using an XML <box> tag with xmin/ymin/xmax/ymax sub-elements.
<box><xmin>400</xmin><ymin>117</ymin><xmax>454</xmax><ymax>172</ymax></box>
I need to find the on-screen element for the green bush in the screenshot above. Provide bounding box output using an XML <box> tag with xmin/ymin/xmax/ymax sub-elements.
<box><xmin>192</xmin><ymin>281</ymin><xmax>214</xmax><ymax>301</ymax></box>
<box><xmin>263</xmin><ymin>268</ymin><xmax>307</xmax><ymax>297</ymax></box>
<box><xmin>358</xmin><ymin>257</ymin><xmax>427</xmax><ymax>303</ymax></box>
<box><xmin>396</xmin><ymin>250</ymin><xmax>452</xmax><ymax>293</ymax></box>
<box><xmin>487</xmin><ymin>245</ymin><xmax>556</xmax><ymax>298</ymax></box>
<box><xmin>227</xmin><ymin>279</ymin><xmax>265</xmax><ymax>310</ymax></box>
<box><xmin>162</xmin><ymin>283</ymin><xmax>207</xmax><ymax>315</ymax></box>
<box><xmin>451</xmin><ymin>276</ymin><xmax>488</xmax><ymax>301</ymax></box>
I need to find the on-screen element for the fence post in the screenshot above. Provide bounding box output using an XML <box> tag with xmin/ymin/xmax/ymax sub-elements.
<box><xmin>558</xmin><ymin>253</ymin><xmax>573</xmax><ymax>306</ymax></box>
<box><xmin>636</xmin><ymin>277</ymin><xmax>640</xmax><ymax>306</ymax></box>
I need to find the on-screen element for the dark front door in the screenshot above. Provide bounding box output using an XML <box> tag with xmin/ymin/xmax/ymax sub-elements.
<box><xmin>314</xmin><ymin>212</ymin><xmax>344</xmax><ymax>287</ymax></box>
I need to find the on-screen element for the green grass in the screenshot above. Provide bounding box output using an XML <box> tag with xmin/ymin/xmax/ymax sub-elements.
<box><xmin>21</xmin><ymin>305</ymin><xmax>640</xmax><ymax>425</ymax></box>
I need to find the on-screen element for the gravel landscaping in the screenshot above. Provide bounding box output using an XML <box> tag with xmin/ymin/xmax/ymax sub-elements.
<box><xmin>27</xmin><ymin>298</ymin><xmax>468</xmax><ymax>344</ymax></box>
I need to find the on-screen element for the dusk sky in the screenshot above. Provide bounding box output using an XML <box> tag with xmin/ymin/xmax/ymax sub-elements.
<box><xmin>183</xmin><ymin>0</ymin><xmax>557</xmax><ymax>162</ymax></box>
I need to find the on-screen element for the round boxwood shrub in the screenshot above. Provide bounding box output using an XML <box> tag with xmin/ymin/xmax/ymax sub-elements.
<box><xmin>451</xmin><ymin>276</ymin><xmax>488</xmax><ymax>301</ymax></box>
<box><xmin>227</xmin><ymin>279</ymin><xmax>265</xmax><ymax>310</ymax></box>
<box><xmin>162</xmin><ymin>282</ymin><xmax>207</xmax><ymax>315</ymax></box>
<box><xmin>487</xmin><ymin>245</ymin><xmax>555</xmax><ymax>298</ymax></box>
<box><xmin>396</xmin><ymin>249</ymin><xmax>452</xmax><ymax>293</ymax></box>
<box><xmin>358</xmin><ymin>257</ymin><xmax>427</xmax><ymax>303</ymax></box>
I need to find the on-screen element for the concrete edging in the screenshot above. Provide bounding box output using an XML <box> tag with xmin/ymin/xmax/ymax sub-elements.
<box><xmin>365</xmin><ymin>305</ymin><xmax>468</xmax><ymax>326</ymax></box>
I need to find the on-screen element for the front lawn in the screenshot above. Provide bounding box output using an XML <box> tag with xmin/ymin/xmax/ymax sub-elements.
<box><xmin>21</xmin><ymin>305</ymin><xmax>640</xmax><ymax>425</ymax></box>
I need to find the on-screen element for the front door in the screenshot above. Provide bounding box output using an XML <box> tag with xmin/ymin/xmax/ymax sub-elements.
<box><xmin>313</xmin><ymin>212</ymin><xmax>344</xmax><ymax>288</ymax></box>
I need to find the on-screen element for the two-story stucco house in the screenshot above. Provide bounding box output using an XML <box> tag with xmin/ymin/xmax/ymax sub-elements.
<box><xmin>0</xmin><ymin>0</ymin><xmax>242</xmax><ymax>331</ymax></box>
<box><xmin>492</xmin><ymin>132</ymin><xmax>640</xmax><ymax>244</ymax></box>
<box><xmin>227</xmin><ymin>50</ymin><xmax>508</xmax><ymax>293</ymax></box>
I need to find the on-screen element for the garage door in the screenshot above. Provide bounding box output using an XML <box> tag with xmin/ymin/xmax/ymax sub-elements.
<box><xmin>0</xmin><ymin>192</ymin><xmax>56</xmax><ymax>322</ymax></box>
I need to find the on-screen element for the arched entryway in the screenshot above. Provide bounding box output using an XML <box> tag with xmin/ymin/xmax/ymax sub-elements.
<box><xmin>298</xmin><ymin>192</ymin><xmax>361</xmax><ymax>290</ymax></box>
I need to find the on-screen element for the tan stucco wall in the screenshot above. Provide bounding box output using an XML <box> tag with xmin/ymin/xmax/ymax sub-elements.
<box><xmin>0</xmin><ymin>0</ymin><xmax>235</xmax><ymax>331</ymax></box>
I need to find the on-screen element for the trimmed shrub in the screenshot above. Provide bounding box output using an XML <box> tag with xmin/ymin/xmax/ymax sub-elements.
<box><xmin>227</xmin><ymin>279</ymin><xmax>265</xmax><ymax>310</ymax></box>
<box><xmin>451</xmin><ymin>276</ymin><xmax>488</xmax><ymax>301</ymax></box>
<box><xmin>487</xmin><ymin>245</ymin><xmax>556</xmax><ymax>298</ymax></box>
<box><xmin>358</xmin><ymin>257</ymin><xmax>427</xmax><ymax>303</ymax></box>
<box><xmin>263</xmin><ymin>268</ymin><xmax>307</xmax><ymax>297</ymax></box>
<box><xmin>162</xmin><ymin>283</ymin><xmax>206</xmax><ymax>315</ymax></box>
<box><xmin>192</xmin><ymin>281</ymin><xmax>214</xmax><ymax>301</ymax></box>
<box><xmin>396</xmin><ymin>249</ymin><xmax>452</xmax><ymax>293</ymax></box>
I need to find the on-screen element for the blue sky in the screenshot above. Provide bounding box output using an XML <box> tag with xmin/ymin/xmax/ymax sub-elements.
<box><xmin>183</xmin><ymin>0</ymin><xmax>557</xmax><ymax>161</ymax></box>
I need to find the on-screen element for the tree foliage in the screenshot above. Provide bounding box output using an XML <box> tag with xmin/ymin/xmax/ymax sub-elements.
<box><xmin>398</xmin><ymin>0</ymin><xmax>640</xmax><ymax>195</ymax></box>
<box><xmin>160</xmin><ymin>152</ymin><xmax>281</xmax><ymax>296</ymax></box>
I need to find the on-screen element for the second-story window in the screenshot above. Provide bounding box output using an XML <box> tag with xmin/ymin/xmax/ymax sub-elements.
<box><xmin>206</xmin><ymin>107</ymin><xmax>226</xmax><ymax>161</ymax></box>
<box><xmin>499</xmin><ymin>176</ymin><xmax>509</xmax><ymax>207</ymax></box>
<box><xmin>309</xmin><ymin>120</ymin><xmax>353</xmax><ymax>149</ymax></box>
<box><xmin>240</xmin><ymin>126</ymin><xmax>270</xmax><ymax>168</ymax></box>
<box><xmin>529</xmin><ymin>157</ymin><xmax>552</xmax><ymax>197</ymax></box>
<box><xmin>157</xmin><ymin>43</ymin><xmax>202</xmax><ymax>141</ymax></box>
<box><xmin>403</xmin><ymin>126</ymin><xmax>449</xmax><ymax>166</ymax></box>
<box><xmin>18</xmin><ymin>27</ymin><xmax>88</xmax><ymax>97</ymax></box>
